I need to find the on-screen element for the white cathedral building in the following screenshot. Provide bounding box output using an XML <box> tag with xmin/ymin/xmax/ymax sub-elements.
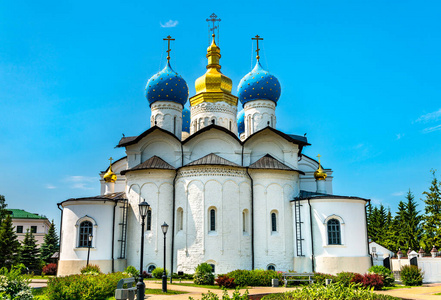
<box><xmin>57</xmin><ymin>31</ymin><xmax>372</xmax><ymax>276</ymax></box>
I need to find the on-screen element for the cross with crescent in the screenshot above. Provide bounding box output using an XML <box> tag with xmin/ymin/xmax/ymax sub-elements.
<box><xmin>206</xmin><ymin>13</ymin><xmax>221</xmax><ymax>35</ymax></box>
<box><xmin>252</xmin><ymin>35</ymin><xmax>263</xmax><ymax>60</ymax></box>
<box><xmin>163</xmin><ymin>35</ymin><xmax>175</xmax><ymax>61</ymax></box>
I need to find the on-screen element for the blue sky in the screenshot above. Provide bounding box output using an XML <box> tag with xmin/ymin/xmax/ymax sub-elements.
<box><xmin>1</xmin><ymin>0</ymin><xmax>440</xmax><ymax>230</ymax></box>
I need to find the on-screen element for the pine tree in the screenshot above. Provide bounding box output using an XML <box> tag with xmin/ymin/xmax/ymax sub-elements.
<box><xmin>0</xmin><ymin>215</ymin><xmax>21</xmax><ymax>268</ymax></box>
<box><xmin>20</xmin><ymin>229</ymin><xmax>41</xmax><ymax>271</ymax></box>
<box><xmin>403</xmin><ymin>190</ymin><xmax>422</xmax><ymax>251</ymax></box>
<box><xmin>0</xmin><ymin>194</ymin><xmax>7</xmax><ymax>224</ymax></box>
<box><xmin>394</xmin><ymin>200</ymin><xmax>408</xmax><ymax>250</ymax></box>
<box><xmin>421</xmin><ymin>170</ymin><xmax>441</xmax><ymax>251</ymax></box>
<box><xmin>40</xmin><ymin>220</ymin><xmax>59</xmax><ymax>264</ymax></box>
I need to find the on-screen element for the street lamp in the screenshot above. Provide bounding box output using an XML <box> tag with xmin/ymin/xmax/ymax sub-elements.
<box><xmin>161</xmin><ymin>222</ymin><xmax>169</xmax><ymax>293</ymax></box>
<box><xmin>86</xmin><ymin>234</ymin><xmax>93</xmax><ymax>266</ymax></box>
<box><xmin>137</xmin><ymin>200</ymin><xmax>150</xmax><ymax>300</ymax></box>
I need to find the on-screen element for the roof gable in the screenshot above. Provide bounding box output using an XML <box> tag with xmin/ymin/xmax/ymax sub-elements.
<box><xmin>121</xmin><ymin>156</ymin><xmax>175</xmax><ymax>175</ymax></box>
<box><xmin>116</xmin><ymin>126</ymin><xmax>180</xmax><ymax>148</ymax></box>
<box><xmin>249</xmin><ymin>154</ymin><xmax>305</xmax><ymax>174</ymax></box>
<box><xmin>186</xmin><ymin>153</ymin><xmax>239</xmax><ymax>167</ymax></box>
<box><xmin>183</xmin><ymin>124</ymin><xmax>241</xmax><ymax>145</ymax></box>
<box><xmin>244</xmin><ymin>127</ymin><xmax>310</xmax><ymax>146</ymax></box>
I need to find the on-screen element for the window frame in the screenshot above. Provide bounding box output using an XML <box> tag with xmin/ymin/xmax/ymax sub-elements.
<box><xmin>146</xmin><ymin>209</ymin><xmax>152</xmax><ymax>231</ymax></box>
<box><xmin>270</xmin><ymin>210</ymin><xmax>278</xmax><ymax>233</ymax></box>
<box><xmin>78</xmin><ymin>221</ymin><xmax>93</xmax><ymax>248</ymax></box>
<box><xmin>75</xmin><ymin>215</ymin><xmax>97</xmax><ymax>249</ymax></box>
<box><xmin>323</xmin><ymin>215</ymin><xmax>345</xmax><ymax>246</ymax></box>
<box><xmin>16</xmin><ymin>225</ymin><xmax>23</xmax><ymax>234</ymax></box>
<box><xmin>31</xmin><ymin>226</ymin><xmax>37</xmax><ymax>233</ymax></box>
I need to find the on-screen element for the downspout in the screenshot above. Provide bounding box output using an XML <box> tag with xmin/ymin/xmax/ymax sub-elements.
<box><xmin>308</xmin><ymin>199</ymin><xmax>315</xmax><ymax>273</ymax></box>
<box><xmin>365</xmin><ymin>200</ymin><xmax>372</xmax><ymax>267</ymax></box>
<box><xmin>245</xmin><ymin>167</ymin><xmax>255</xmax><ymax>270</ymax></box>
<box><xmin>170</xmin><ymin>142</ymin><xmax>184</xmax><ymax>283</ymax></box>
<box><xmin>111</xmin><ymin>200</ymin><xmax>117</xmax><ymax>273</ymax></box>
<box><xmin>57</xmin><ymin>203</ymin><xmax>63</xmax><ymax>275</ymax></box>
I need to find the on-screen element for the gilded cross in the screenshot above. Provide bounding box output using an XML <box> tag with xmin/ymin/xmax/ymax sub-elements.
<box><xmin>252</xmin><ymin>35</ymin><xmax>264</xmax><ymax>60</ymax></box>
<box><xmin>163</xmin><ymin>35</ymin><xmax>175</xmax><ymax>61</ymax></box>
<box><xmin>109</xmin><ymin>157</ymin><xmax>114</xmax><ymax>165</ymax></box>
<box><xmin>206</xmin><ymin>13</ymin><xmax>221</xmax><ymax>35</ymax></box>
<box><xmin>317</xmin><ymin>154</ymin><xmax>321</xmax><ymax>165</ymax></box>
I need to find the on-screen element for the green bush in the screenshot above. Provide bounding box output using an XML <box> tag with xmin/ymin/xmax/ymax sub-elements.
<box><xmin>80</xmin><ymin>264</ymin><xmax>101</xmax><ymax>275</ymax></box>
<box><xmin>260</xmin><ymin>282</ymin><xmax>400</xmax><ymax>300</ymax></box>
<box><xmin>0</xmin><ymin>265</ymin><xmax>33</xmax><ymax>300</ymax></box>
<box><xmin>172</xmin><ymin>272</ymin><xmax>193</xmax><ymax>280</ymax></box>
<box><xmin>45</xmin><ymin>272</ymin><xmax>128</xmax><ymax>300</ymax></box>
<box><xmin>400</xmin><ymin>265</ymin><xmax>423</xmax><ymax>286</ymax></box>
<box><xmin>189</xmin><ymin>288</ymin><xmax>249</xmax><ymax>300</ymax></box>
<box><xmin>152</xmin><ymin>267</ymin><xmax>168</xmax><ymax>279</ymax></box>
<box><xmin>124</xmin><ymin>265</ymin><xmax>139</xmax><ymax>278</ymax></box>
<box><xmin>335</xmin><ymin>272</ymin><xmax>356</xmax><ymax>287</ymax></box>
<box><xmin>194</xmin><ymin>263</ymin><xmax>215</xmax><ymax>285</ymax></box>
<box><xmin>368</xmin><ymin>266</ymin><xmax>395</xmax><ymax>287</ymax></box>
<box><xmin>313</xmin><ymin>272</ymin><xmax>337</xmax><ymax>285</ymax></box>
<box><xmin>226</xmin><ymin>269</ymin><xmax>282</xmax><ymax>287</ymax></box>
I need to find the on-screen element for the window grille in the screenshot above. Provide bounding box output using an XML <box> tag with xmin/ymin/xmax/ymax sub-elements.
<box><xmin>327</xmin><ymin>219</ymin><xmax>341</xmax><ymax>245</ymax></box>
<box><xmin>210</xmin><ymin>209</ymin><xmax>216</xmax><ymax>231</ymax></box>
<box><xmin>147</xmin><ymin>210</ymin><xmax>152</xmax><ymax>231</ymax></box>
<box><xmin>79</xmin><ymin>221</ymin><xmax>93</xmax><ymax>247</ymax></box>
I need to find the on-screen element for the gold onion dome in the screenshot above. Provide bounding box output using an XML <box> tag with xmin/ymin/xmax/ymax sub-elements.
<box><xmin>103</xmin><ymin>163</ymin><xmax>117</xmax><ymax>183</ymax></box>
<box><xmin>190</xmin><ymin>34</ymin><xmax>237</xmax><ymax>107</ymax></box>
<box><xmin>314</xmin><ymin>155</ymin><xmax>327</xmax><ymax>180</ymax></box>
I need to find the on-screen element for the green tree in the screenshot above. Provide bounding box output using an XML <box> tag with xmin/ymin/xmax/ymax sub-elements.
<box><xmin>0</xmin><ymin>194</ymin><xmax>8</xmax><ymax>224</ymax></box>
<box><xmin>421</xmin><ymin>170</ymin><xmax>441</xmax><ymax>251</ymax></box>
<box><xmin>20</xmin><ymin>229</ymin><xmax>41</xmax><ymax>271</ymax></box>
<box><xmin>40</xmin><ymin>220</ymin><xmax>59</xmax><ymax>264</ymax></box>
<box><xmin>403</xmin><ymin>190</ymin><xmax>422</xmax><ymax>251</ymax></box>
<box><xmin>0</xmin><ymin>215</ymin><xmax>21</xmax><ymax>268</ymax></box>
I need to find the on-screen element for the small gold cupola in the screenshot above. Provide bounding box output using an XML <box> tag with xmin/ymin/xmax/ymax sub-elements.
<box><xmin>314</xmin><ymin>154</ymin><xmax>327</xmax><ymax>181</ymax></box>
<box><xmin>190</xmin><ymin>34</ymin><xmax>238</xmax><ymax>107</ymax></box>
<box><xmin>103</xmin><ymin>157</ymin><xmax>117</xmax><ymax>183</ymax></box>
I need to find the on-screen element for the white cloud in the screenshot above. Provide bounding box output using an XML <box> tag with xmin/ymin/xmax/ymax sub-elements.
<box><xmin>65</xmin><ymin>176</ymin><xmax>96</xmax><ymax>190</ymax></box>
<box><xmin>45</xmin><ymin>184</ymin><xmax>56</xmax><ymax>189</ymax></box>
<box><xmin>423</xmin><ymin>124</ymin><xmax>441</xmax><ymax>134</ymax></box>
<box><xmin>416</xmin><ymin>108</ymin><xmax>441</xmax><ymax>123</ymax></box>
<box><xmin>160</xmin><ymin>20</ymin><xmax>179</xmax><ymax>28</ymax></box>
<box><xmin>371</xmin><ymin>198</ymin><xmax>383</xmax><ymax>205</ymax></box>
<box><xmin>392</xmin><ymin>191</ymin><xmax>405</xmax><ymax>197</ymax></box>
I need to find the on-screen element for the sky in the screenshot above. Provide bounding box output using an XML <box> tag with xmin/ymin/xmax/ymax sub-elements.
<box><xmin>1</xmin><ymin>0</ymin><xmax>440</xmax><ymax>231</ymax></box>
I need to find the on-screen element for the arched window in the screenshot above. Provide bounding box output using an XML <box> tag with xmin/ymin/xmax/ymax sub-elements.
<box><xmin>177</xmin><ymin>207</ymin><xmax>184</xmax><ymax>231</ymax></box>
<box><xmin>271</xmin><ymin>212</ymin><xmax>277</xmax><ymax>232</ymax></box>
<box><xmin>267</xmin><ymin>264</ymin><xmax>276</xmax><ymax>271</ymax></box>
<box><xmin>147</xmin><ymin>265</ymin><xmax>156</xmax><ymax>273</ymax></box>
<box><xmin>79</xmin><ymin>221</ymin><xmax>93</xmax><ymax>247</ymax></box>
<box><xmin>209</xmin><ymin>208</ymin><xmax>216</xmax><ymax>232</ymax></box>
<box><xmin>327</xmin><ymin>219</ymin><xmax>341</xmax><ymax>245</ymax></box>
<box><xmin>173</xmin><ymin>116</ymin><xmax>177</xmax><ymax>134</ymax></box>
<box><xmin>243</xmin><ymin>209</ymin><xmax>249</xmax><ymax>233</ymax></box>
<box><xmin>229</xmin><ymin>120</ymin><xmax>232</xmax><ymax>131</ymax></box>
<box><xmin>147</xmin><ymin>209</ymin><xmax>152</xmax><ymax>231</ymax></box>
<box><xmin>209</xmin><ymin>264</ymin><xmax>215</xmax><ymax>273</ymax></box>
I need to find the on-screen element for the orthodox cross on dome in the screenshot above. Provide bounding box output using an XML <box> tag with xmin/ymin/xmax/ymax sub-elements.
<box><xmin>206</xmin><ymin>13</ymin><xmax>221</xmax><ymax>44</ymax></box>
<box><xmin>252</xmin><ymin>35</ymin><xmax>263</xmax><ymax>60</ymax></box>
<box><xmin>109</xmin><ymin>157</ymin><xmax>113</xmax><ymax>165</ymax></box>
<box><xmin>317</xmin><ymin>154</ymin><xmax>321</xmax><ymax>165</ymax></box>
<box><xmin>163</xmin><ymin>35</ymin><xmax>175</xmax><ymax>62</ymax></box>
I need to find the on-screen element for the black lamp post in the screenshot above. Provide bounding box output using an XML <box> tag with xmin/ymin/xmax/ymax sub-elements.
<box><xmin>86</xmin><ymin>234</ymin><xmax>93</xmax><ymax>266</ymax></box>
<box><xmin>161</xmin><ymin>222</ymin><xmax>169</xmax><ymax>293</ymax></box>
<box><xmin>137</xmin><ymin>200</ymin><xmax>150</xmax><ymax>300</ymax></box>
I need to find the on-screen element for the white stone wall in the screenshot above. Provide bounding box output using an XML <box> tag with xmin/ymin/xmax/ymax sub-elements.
<box><xmin>125</xmin><ymin>170</ymin><xmax>175</xmax><ymax>274</ymax></box>
<box><xmin>244</xmin><ymin>100</ymin><xmax>276</xmax><ymax>138</ymax></box>
<box><xmin>174</xmin><ymin>166</ymin><xmax>251</xmax><ymax>274</ymax></box>
<box><xmin>190</xmin><ymin>102</ymin><xmax>237</xmax><ymax>134</ymax></box>
<box><xmin>150</xmin><ymin>101</ymin><xmax>183</xmax><ymax>139</ymax></box>
<box><xmin>251</xmin><ymin>170</ymin><xmax>299</xmax><ymax>271</ymax></box>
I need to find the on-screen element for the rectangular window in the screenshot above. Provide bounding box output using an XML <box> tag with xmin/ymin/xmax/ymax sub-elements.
<box><xmin>327</xmin><ymin>220</ymin><xmax>341</xmax><ymax>245</ymax></box>
<box><xmin>147</xmin><ymin>210</ymin><xmax>152</xmax><ymax>231</ymax></box>
<box><xmin>31</xmin><ymin>226</ymin><xmax>37</xmax><ymax>233</ymax></box>
<box><xmin>16</xmin><ymin>226</ymin><xmax>23</xmax><ymax>233</ymax></box>
<box><xmin>210</xmin><ymin>209</ymin><xmax>216</xmax><ymax>231</ymax></box>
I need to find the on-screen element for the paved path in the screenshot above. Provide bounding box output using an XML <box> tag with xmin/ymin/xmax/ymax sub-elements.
<box><xmin>375</xmin><ymin>284</ymin><xmax>441</xmax><ymax>300</ymax></box>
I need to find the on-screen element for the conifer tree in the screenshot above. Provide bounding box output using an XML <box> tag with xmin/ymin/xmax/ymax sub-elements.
<box><xmin>0</xmin><ymin>194</ymin><xmax>7</xmax><ymax>224</ymax></box>
<box><xmin>20</xmin><ymin>229</ymin><xmax>41</xmax><ymax>271</ymax></box>
<box><xmin>40</xmin><ymin>220</ymin><xmax>59</xmax><ymax>264</ymax></box>
<box><xmin>403</xmin><ymin>190</ymin><xmax>422</xmax><ymax>251</ymax></box>
<box><xmin>394</xmin><ymin>200</ymin><xmax>408</xmax><ymax>250</ymax></box>
<box><xmin>0</xmin><ymin>215</ymin><xmax>21</xmax><ymax>268</ymax></box>
<box><xmin>421</xmin><ymin>170</ymin><xmax>441</xmax><ymax>251</ymax></box>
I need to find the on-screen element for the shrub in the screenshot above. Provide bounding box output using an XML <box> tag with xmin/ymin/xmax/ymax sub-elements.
<box><xmin>400</xmin><ymin>265</ymin><xmax>423</xmax><ymax>286</ymax></box>
<box><xmin>215</xmin><ymin>275</ymin><xmax>236</xmax><ymax>288</ymax></box>
<box><xmin>189</xmin><ymin>288</ymin><xmax>249</xmax><ymax>300</ymax></box>
<box><xmin>45</xmin><ymin>272</ymin><xmax>128</xmax><ymax>300</ymax></box>
<box><xmin>42</xmin><ymin>263</ymin><xmax>58</xmax><ymax>276</ymax></box>
<box><xmin>0</xmin><ymin>265</ymin><xmax>33</xmax><ymax>300</ymax></box>
<box><xmin>152</xmin><ymin>267</ymin><xmax>168</xmax><ymax>279</ymax></box>
<box><xmin>194</xmin><ymin>263</ymin><xmax>215</xmax><ymax>285</ymax></box>
<box><xmin>80</xmin><ymin>264</ymin><xmax>101</xmax><ymax>275</ymax></box>
<box><xmin>172</xmin><ymin>272</ymin><xmax>193</xmax><ymax>280</ymax></box>
<box><xmin>124</xmin><ymin>265</ymin><xmax>139</xmax><ymax>278</ymax></box>
<box><xmin>226</xmin><ymin>269</ymin><xmax>282</xmax><ymax>287</ymax></box>
<box><xmin>260</xmin><ymin>282</ymin><xmax>400</xmax><ymax>299</ymax></box>
<box><xmin>351</xmin><ymin>273</ymin><xmax>383</xmax><ymax>290</ymax></box>
<box><xmin>142</xmin><ymin>271</ymin><xmax>152</xmax><ymax>278</ymax></box>
<box><xmin>335</xmin><ymin>272</ymin><xmax>356</xmax><ymax>287</ymax></box>
<box><xmin>313</xmin><ymin>272</ymin><xmax>337</xmax><ymax>285</ymax></box>
<box><xmin>368</xmin><ymin>265</ymin><xmax>394</xmax><ymax>287</ymax></box>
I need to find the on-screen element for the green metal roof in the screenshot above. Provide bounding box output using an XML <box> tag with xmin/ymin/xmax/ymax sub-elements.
<box><xmin>7</xmin><ymin>209</ymin><xmax>47</xmax><ymax>219</ymax></box>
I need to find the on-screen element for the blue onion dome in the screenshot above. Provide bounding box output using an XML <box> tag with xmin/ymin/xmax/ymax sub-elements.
<box><xmin>237</xmin><ymin>61</ymin><xmax>281</xmax><ymax>106</ymax></box>
<box><xmin>145</xmin><ymin>61</ymin><xmax>189</xmax><ymax>106</ymax></box>
<box><xmin>237</xmin><ymin>109</ymin><xmax>245</xmax><ymax>135</ymax></box>
<box><xmin>182</xmin><ymin>106</ymin><xmax>190</xmax><ymax>133</ymax></box>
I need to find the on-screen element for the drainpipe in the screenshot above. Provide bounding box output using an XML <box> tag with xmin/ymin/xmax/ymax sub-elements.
<box><xmin>246</xmin><ymin>167</ymin><xmax>255</xmax><ymax>270</ymax></box>
<box><xmin>111</xmin><ymin>200</ymin><xmax>117</xmax><ymax>273</ymax></box>
<box><xmin>308</xmin><ymin>199</ymin><xmax>315</xmax><ymax>273</ymax></box>
<box><xmin>57</xmin><ymin>203</ymin><xmax>63</xmax><ymax>276</ymax></box>
<box><xmin>365</xmin><ymin>200</ymin><xmax>372</xmax><ymax>267</ymax></box>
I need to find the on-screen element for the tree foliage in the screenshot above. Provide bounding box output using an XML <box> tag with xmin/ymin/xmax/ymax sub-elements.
<box><xmin>20</xmin><ymin>229</ymin><xmax>41</xmax><ymax>271</ymax></box>
<box><xmin>421</xmin><ymin>170</ymin><xmax>441</xmax><ymax>251</ymax></box>
<box><xmin>0</xmin><ymin>194</ymin><xmax>8</xmax><ymax>225</ymax></box>
<box><xmin>0</xmin><ymin>215</ymin><xmax>21</xmax><ymax>269</ymax></box>
<box><xmin>40</xmin><ymin>220</ymin><xmax>59</xmax><ymax>263</ymax></box>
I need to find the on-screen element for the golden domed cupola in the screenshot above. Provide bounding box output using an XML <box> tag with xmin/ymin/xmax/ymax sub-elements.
<box><xmin>189</xmin><ymin>14</ymin><xmax>238</xmax><ymax>135</ymax></box>
<box><xmin>314</xmin><ymin>154</ymin><xmax>328</xmax><ymax>193</ymax></box>
<box><xmin>103</xmin><ymin>157</ymin><xmax>117</xmax><ymax>183</ymax></box>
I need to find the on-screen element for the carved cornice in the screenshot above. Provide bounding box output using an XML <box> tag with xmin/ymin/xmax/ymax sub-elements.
<box><xmin>244</xmin><ymin>100</ymin><xmax>276</xmax><ymax>110</ymax></box>
<box><xmin>177</xmin><ymin>167</ymin><xmax>246</xmax><ymax>178</ymax></box>
<box><xmin>151</xmin><ymin>102</ymin><xmax>183</xmax><ymax>113</ymax></box>
<box><xmin>191</xmin><ymin>102</ymin><xmax>237</xmax><ymax>116</ymax></box>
